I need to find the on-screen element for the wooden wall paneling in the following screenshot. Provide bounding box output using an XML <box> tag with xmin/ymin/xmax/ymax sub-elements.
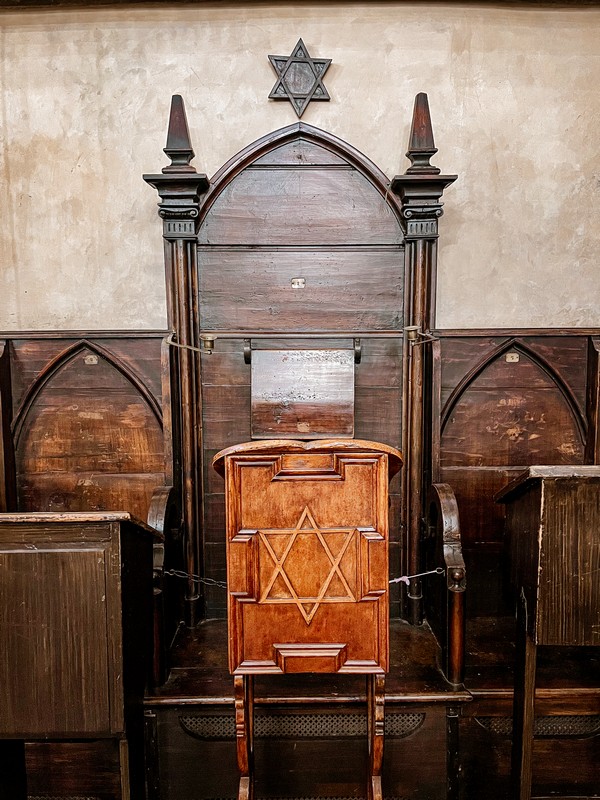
<box><xmin>585</xmin><ymin>335</ymin><xmax>600</xmax><ymax>463</ymax></box>
<box><xmin>438</xmin><ymin>333</ymin><xmax>592</xmax><ymax>617</ymax></box>
<box><xmin>144</xmin><ymin>95</ymin><xmax>210</xmax><ymax>627</ymax></box>
<box><xmin>13</xmin><ymin>342</ymin><xmax>165</xmax><ymax>522</ymax></box>
<box><xmin>201</xmin><ymin>341</ymin><xmax>251</xmax><ymax>617</ymax></box>
<box><xmin>198</xmin><ymin>247</ymin><xmax>404</xmax><ymax>333</ymax></box>
<box><xmin>391</xmin><ymin>93</ymin><xmax>457</xmax><ymax>625</ymax></box>
<box><xmin>0</xmin><ymin>340</ymin><xmax>17</xmax><ymax>511</ymax></box>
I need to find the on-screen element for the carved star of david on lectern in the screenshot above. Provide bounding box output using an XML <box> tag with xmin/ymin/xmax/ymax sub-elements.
<box><xmin>258</xmin><ymin>506</ymin><xmax>357</xmax><ymax>624</ymax></box>
<box><xmin>268</xmin><ymin>39</ymin><xmax>332</xmax><ymax>118</ymax></box>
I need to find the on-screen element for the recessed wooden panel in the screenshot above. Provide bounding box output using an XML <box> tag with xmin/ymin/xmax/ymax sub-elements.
<box><xmin>501</xmin><ymin>469</ymin><xmax>600</xmax><ymax>646</ymax></box>
<box><xmin>0</xmin><ymin>546</ymin><xmax>110</xmax><ymax>735</ymax></box>
<box><xmin>441</xmin><ymin>353</ymin><xmax>584</xmax><ymax>468</ymax></box>
<box><xmin>251</xmin><ymin>349</ymin><xmax>354</xmax><ymax>439</ymax></box>
<box><xmin>198</xmin><ymin>248</ymin><xmax>404</xmax><ymax>333</ymax></box>
<box><xmin>16</xmin><ymin>347</ymin><xmax>164</xmax><ymax>520</ymax></box>
<box><xmin>215</xmin><ymin>441</ymin><xmax>400</xmax><ymax>675</ymax></box>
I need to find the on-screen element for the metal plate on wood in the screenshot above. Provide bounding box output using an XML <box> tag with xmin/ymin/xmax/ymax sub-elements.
<box><xmin>251</xmin><ymin>349</ymin><xmax>354</xmax><ymax>439</ymax></box>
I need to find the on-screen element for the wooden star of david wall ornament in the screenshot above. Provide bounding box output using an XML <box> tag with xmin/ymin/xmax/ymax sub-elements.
<box><xmin>268</xmin><ymin>38</ymin><xmax>332</xmax><ymax>118</ymax></box>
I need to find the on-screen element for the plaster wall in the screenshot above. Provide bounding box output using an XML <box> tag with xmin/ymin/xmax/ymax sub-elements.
<box><xmin>0</xmin><ymin>2</ymin><xmax>598</xmax><ymax>330</ymax></box>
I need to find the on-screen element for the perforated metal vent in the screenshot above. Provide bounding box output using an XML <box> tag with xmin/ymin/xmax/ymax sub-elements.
<box><xmin>28</xmin><ymin>796</ymin><xmax>101</xmax><ymax>800</ymax></box>
<box><xmin>204</xmin><ymin>796</ymin><xmax>410</xmax><ymax>800</ymax></box>
<box><xmin>476</xmin><ymin>715</ymin><xmax>600</xmax><ymax>738</ymax></box>
<box><xmin>180</xmin><ymin>711</ymin><xmax>425</xmax><ymax>740</ymax></box>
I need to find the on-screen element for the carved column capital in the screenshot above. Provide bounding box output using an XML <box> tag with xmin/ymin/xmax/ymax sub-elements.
<box><xmin>143</xmin><ymin>172</ymin><xmax>209</xmax><ymax>239</ymax></box>
<box><xmin>390</xmin><ymin>173</ymin><xmax>456</xmax><ymax>239</ymax></box>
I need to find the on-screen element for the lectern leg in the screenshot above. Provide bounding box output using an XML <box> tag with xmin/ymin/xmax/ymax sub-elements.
<box><xmin>234</xmin><ymin>675</ymin><xmax>254</xmax><ymax>800</ymax></box>
<box><xmin>367</xmin><ymin>674</ymin><xmax>385</xmax><ymax>800</ymax></box>
<box><xmin>511</xmin><ymin>593</ymin><xmax>537</xmax><ymax>800</ymax></box>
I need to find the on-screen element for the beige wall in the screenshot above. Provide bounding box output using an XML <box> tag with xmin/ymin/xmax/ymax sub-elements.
<box><xmin>0</xmin><ymin>2</ymin><xmax>599</xmax><ymax>330</ymax></box>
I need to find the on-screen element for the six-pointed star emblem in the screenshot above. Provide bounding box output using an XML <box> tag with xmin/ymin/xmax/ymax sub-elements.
<box><xmin>258</xmin><ymin>506</ymin><xmax>357</xmax><ymax>625</ymax></box>
<box><xmin>268</xmin><ymin>38</ymin><xmax>332</xmax><ymax>118</ymax></box>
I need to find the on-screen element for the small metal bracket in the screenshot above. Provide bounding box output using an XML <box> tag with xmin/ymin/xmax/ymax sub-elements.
<box><xmin>244</xmin><ymin>339</ymin><xmax>252</xmax><ymax>364</ymax></box>
<box><xmin>354</xmin><ymin>338</ymin><xmax>361</xmax><ymax>364</ymax></box>
<box><xmin>404</xmin><ymin>326</ymin><xmax>438</xmax><ymax>346</ymax></box>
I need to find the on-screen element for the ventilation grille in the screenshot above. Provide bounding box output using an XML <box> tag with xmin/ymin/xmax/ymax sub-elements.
<box><xmin>28</xmin><ymin>796</ymin><xmax>101</xmax><ymax>800</ymax></box>
<box><xmin>203</xmin><ymin>797</ymin><xmax>410</xmax><ymax>800</ymax></box>
<box><xmin>180</xmin><ymin>711</ymin><xmax>425</xmax><ymax>740</ymax></box>
<box><xmin>476</xmin><ymin>715</ymin><xmax>600</xmax><ymax>738</ymax></box>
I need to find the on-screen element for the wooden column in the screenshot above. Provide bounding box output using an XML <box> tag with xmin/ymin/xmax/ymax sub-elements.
<box><xmin>585</xmin><ymin>336</ymin><xmax>600</xmax><ymax>463</ymax></box>
<box><xmin>0</xmin><ymin>340</ymin><xmax>16</xmax><ymax>513</ymax></box>
<box><xmin>392</xmin><ymin>93</ymin><xmax>456</xmax><ymax>624</ymax></box>
<box><xmin>144</xmin><ymin>95</ymin><xmax>209</xmax><ymax>627</ymax></box>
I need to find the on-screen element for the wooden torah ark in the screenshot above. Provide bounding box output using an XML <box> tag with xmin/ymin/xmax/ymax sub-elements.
<box><xmin>213</xmin><ymin>439</ymin><xmax>402</xmax><ymax>676</ymax></box>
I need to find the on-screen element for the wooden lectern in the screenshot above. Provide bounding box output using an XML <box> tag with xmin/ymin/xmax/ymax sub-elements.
<box><xmin>213</xmin><ymin>439</ymin><xmax>402</xmax><ymax>800</ymax></box>
<box><xmin>0</xmin><ymin>512</ymin><xmax>156</xmax><ymax>799</ymax></box>
<box><xmin>497</xmin><ymin>467</ymin><xmax>600</xmax><ymax>800</ymax></box>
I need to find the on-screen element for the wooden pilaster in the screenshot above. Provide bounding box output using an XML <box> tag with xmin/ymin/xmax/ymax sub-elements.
<box><xmin>0</xmin><ymin>340</ymin><xmax>16</xmax><ymax>512</ymax></box>
<box><xmin>144</xmin><ymin>95</ymin><xmax>209</xmax><ymax>627</ymax></box>
<box><xmin>585</xmin><ymin>336</ymin><xmax>600</xmax><ymax>463</ymax></box>
<box><xmin>391</xmin><ymin>93</ymin><xmax>456</xmax><ymax>624</ymax></box>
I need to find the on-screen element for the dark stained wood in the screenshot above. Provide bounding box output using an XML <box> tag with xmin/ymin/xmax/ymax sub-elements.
<box><xmin>0</xmin><ymin>513</ymin><xmax>155</xmax><ymax>799</ymax></box>
<box><xmin>13</xmin><ymin>344</ymin><xmax>164</xmax><ymax>522</ymax></box>
<box><xmin>198</xmin><ymin>247</ymin><xmax>404</xmax><ymax>333</ymax></box>
<box><xmin>144</xmin><ymin>96</ymin><xmax>210</xmax><ymax>627</ymax></box>
<box><xmin>0</xmin><ymin>341</ymin><xmax>16</xmax><ymax>512</ymax></box>
<box><xmin>392</xmin><ymin>94</ymin><xmax>457</xmax><ymax>625</ymax></box>
<box><xmin>426</xmin><ymin>483</ymin><xmax>466</xmax><ymax>686</ymax></box>
<box><xmin>585</xmin><ymin>336</ymin><xmax>600</xmax><ymax>463</ymax></box>
<box><xmin>193</xmin><ymin>125</ymin><xmax>410</xmax><ymax>618</ymax></box>
<box><xmin>499</xmin><ymin>466</ymin><xmax>600</xmax><ymax>647</ymax></box>
<box><xmin>498</xmin><ymin>468</ymin><xmax>600</xmax><ymax>800</ymax></box>
<box><xmin>25</xmin><ymin>739</ymin><xmax>122</xmax><ymax>799</ymax></box>
<box><xmin>198</xmin><ymin>166</ymin><xmax>402</xmax><ymax>246</ymax></box>
<box><xmin>438</xmin><ymin>334</ymin><xmax>591</xmax><ymax>618</ymax></box>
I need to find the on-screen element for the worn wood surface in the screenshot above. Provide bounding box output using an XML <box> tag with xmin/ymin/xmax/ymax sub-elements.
<box><xmin>499</xmin><ymin>468</ymin><xmax>600</xmax><ymax>647</ymax></box>
<box><xmin>0</xmin><ymin>515</ymin><xmax>154</xmax><ymax>798</ymax></box>
<box><xmin>250</xmin><ymin>349</ymin><xmax>355</xmax><ymax>439</ymax></box>
<box><xmin>5</xmin><ymin>337</ymin><xmax>164</xmax><ymax>522</ymax></box>
<box><xmin>438</xmin><ymin>334</ymin><xmax>590</xmax><ymax>616</ymax></box>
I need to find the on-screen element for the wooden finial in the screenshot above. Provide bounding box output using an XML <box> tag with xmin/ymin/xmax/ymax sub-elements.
<box><xmin>405</xmin><ymin>92</ymin><xmax>440</xmax><ymax>175</ymax></box>
<box><xmin>163</xmin><ymin>94</ymin><xmax>196</xmax><ymax>173</ymax></box>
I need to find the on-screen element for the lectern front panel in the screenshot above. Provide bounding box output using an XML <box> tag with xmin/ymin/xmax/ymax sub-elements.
<box><xmin>218</xmin><ymin>443</ymin><xmax>397</xmax><ymax>675</ymax></box>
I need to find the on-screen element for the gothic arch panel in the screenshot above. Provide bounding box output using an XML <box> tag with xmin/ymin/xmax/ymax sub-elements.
<box><xmin>16</xmin><ymin>344</ymin><xmax>164</xmax><ymax>520</ymax></box>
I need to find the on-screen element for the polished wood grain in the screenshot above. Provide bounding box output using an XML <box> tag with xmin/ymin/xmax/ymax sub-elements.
<box><xmin>213</xmin><ymin>439</ymin><xmax>400</xmax><ymax>674</ymax></box>
<box><xmin>214</xmin><ymin>438</ymin><xmax>400</xmax><ymax>800</ymax></box>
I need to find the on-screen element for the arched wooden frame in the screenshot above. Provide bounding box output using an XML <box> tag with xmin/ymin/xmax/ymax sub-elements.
<box><xmin>12</xmin><ymin>340</ymin><xmax>164</xmax><ymax>521</ymax></box>
<box><xmin>12</xmin><ymin>340</ymin><xmax>162</xmax><ymax>444</ymax></box>
<box><xmin>144</xmin><ymin>92</ymin><xmax>457</xmax><ymax>627</ymax></box>
<box><xmin>440</xmin><ymin>337</ymin><xmax>586</xmax><ymax>442</ymax></box>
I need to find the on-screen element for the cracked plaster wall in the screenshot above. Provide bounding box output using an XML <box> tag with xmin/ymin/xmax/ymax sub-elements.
<box><xmin>0</xmin><ymin>2</ymin><xmax>599</xmax><ymax>330</ymax></box>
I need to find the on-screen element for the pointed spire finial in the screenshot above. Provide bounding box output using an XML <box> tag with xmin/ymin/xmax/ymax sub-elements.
<box><xmin>405</xmin><ymin>92</ymin><xmax>440</xmax><ymax>175</ymax></box>
<box><xmin>163</xmin><ymin>94</ymin><xmax>196</xmax><ymax>174</ymax></box>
